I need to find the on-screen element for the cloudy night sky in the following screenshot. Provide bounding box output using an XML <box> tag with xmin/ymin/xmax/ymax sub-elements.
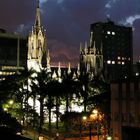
<box><xmin>0</xmin><ymin>0</ymin><xmax>140</xmax><ymax>67</ymax></box>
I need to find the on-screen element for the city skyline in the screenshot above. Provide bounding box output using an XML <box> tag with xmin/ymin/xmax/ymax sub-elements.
<box><xmin>0</xmin><ymin>0</ymin><xmax>140</xmax><ymax>67</ymax></box>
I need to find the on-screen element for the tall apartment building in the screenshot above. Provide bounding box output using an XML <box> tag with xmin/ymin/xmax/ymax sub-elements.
<box><xmin>0</xmin><ymin>29</ymin><xmax>27</xmax><ymax>79</ymax></box>
<box><xmin>90</xmin><ymin>21</ymin><xmax>133</xmax><ymax>81</ymax></box>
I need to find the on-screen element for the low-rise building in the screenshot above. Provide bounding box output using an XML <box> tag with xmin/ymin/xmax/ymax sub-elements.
<box><xmin>0</xmin><ymin>30</ymin><xmax>27</xmax><ymax>79</ymax></box>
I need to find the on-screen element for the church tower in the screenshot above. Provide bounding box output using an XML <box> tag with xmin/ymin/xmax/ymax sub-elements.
<box><xmin>27</xmin><ymin>0</ymin><xmax>47</xmax><ymax>71</ymax></box>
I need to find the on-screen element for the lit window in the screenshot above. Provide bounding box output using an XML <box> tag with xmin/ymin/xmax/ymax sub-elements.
<box><xmin>122</xmin><ymin>62</ymin><xmax>125</xmax><ymax>65</ymax></box>
<box><xmin>136</xmin><ymin>73</ymin><xmax>139</xmax><ymax>76</ymax></box>
<box><xmin>112</xmin><ymin>61</ymin><xmax>115</xmax><ymax>64</ymax></box>
<box><xmin>118</xmin><ymin>61</ymin><xmax>121</xmax><ymax>64</ymax></box>
<box><xmin>122</xmin><ymin>57</ymin><xmax>124</xmax><ymax>60</ymax></box>
<box><xmin>118</xmin><ymin>56</ymin><xmax>121</xmax><ymax>60</ymax></box>
<box><xmin>107</xmin><ymin>60</ymin><xmax>111</xmax><ymax>64</ymax></box>
<box><xmin>112</xmin><ymin>32</ymin><xmax>115</xmax><ymax>35</ymax></box>
<box><xmin>107</xmin><ymin>31</ymin><xmax>111</xmax><ymax>34</ymax></box>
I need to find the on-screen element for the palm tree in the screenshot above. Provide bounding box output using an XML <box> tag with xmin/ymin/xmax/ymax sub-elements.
<box><xmin>13</xmin><ymin>68</ymin><xmax>35</xmax><ymax>126</ymax></box>
<box><xmin>45</xmin><ymin>79</ymin><xmax>63</xmax><ymax>130</ymax></box>
<box><xmin>30</xmin><ymin>81</ymin><xmax>40</xmax><ymax>128</ymax></box>
<box><xmin>30</xmin><ymin>69</ymin><xmax>52</xmax><ymax>132</ymax></box>
<box><xmin>78</xmin><ymin>71</ymin><xmax>91</xmax><ymax>113</ymax></box>
<box><xmin>62</xmin><ymin>73</ymin><xmax>80</xmax><ymax>111</ymax></box>
<box><xmin>60</xmin><ymin>72</ymin><xmax>81</xmax><ymax>131</ymax></box>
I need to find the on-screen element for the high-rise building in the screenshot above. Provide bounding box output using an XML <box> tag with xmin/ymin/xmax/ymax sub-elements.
<box><xmin>89</xmin><ymin>20</ymin><xmax>133</xmax><ymax>81</ymax></box>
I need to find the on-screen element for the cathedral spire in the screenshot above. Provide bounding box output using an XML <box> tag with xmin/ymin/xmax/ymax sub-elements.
<box><xmin>27</xmin><ymin>0</ymin><xmax>47</xmax><ymax>71</ymax></box>
<box><xmin>67</xmin><ymin>62</ymin><xmax>71</xmax><ymax>74</ymax></box>
<box><xmin>46</xmin><ymin>50</ymin><xmax>51</xmax><ymax>72</ymax></box>
<box><xmin>35</xmin><ymin>0</ymin><xmax>41</xmax><ymax>28</ymax></box>
<box><xmin>37</xmin><ymin>0</ymin><xmax>40</xmax><ymax>8</ymax></box>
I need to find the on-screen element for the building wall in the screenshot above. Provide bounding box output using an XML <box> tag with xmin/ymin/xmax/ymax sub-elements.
<box><xmin>111</xmin><ymin>80</ymin><xmax>140</xmax><ymax>140</ymax></box>
<box><xmin>0</xmin><ymin>32</ymin><xmax>27</xmax><ymax>78</ymax></box>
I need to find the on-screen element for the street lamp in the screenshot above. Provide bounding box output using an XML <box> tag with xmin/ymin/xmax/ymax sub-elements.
<box><xmin>82</xmin><ymin>115</ymin><xmax>92</xmax><ymax>140</ymax></box>
<box><xmin>83</xmin><ymin>111</ymin><xmax>99</xmax><ymax>140</ymax></box>
<box><xmin>3</xmin><ymin>99</ymin><xmax>14</xmax><ymax>112</ymax></box>
<box><xmin>106</xmin><ymin>136</ymin><xmax>112</xmax><ymax>140</ymax></box>
<box><xmin>82</xmin><ymin>109</ymin><xmax>104</xmax><ymax>140</ymax></box>
<box><xmin>90</xmin><ymin>109</ymin><xmax>100</xmax><ymax>140</ymax></box>
<box><xmin>8</xmin><ymin>99</ymin><xmax>14</xmax><ymax>105</ymax></box>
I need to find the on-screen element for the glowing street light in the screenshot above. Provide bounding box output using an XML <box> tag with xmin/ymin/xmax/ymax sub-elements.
<box><xmin>3</xmin><ymin>107</ymin><xmax>8</xmax><ymax>112</ymax></box>
<box><xmin>81</xmin><ymin>109</ymin><xmax>105</xmax><ymax>140</ymax></box>
<box><xmin>90</xmin><ymin>109</ymin><xmax>100</xmax><ymax>140</ymax></box>
<box><xmin>82</xmin><ymin>109</ymin><xmax>99</xmax><ymax>140</ymax></box>
<box><xmin>92</xmin><ymin>109</ymin><xmax>98</xmax><ymax>114</ymax></box>
<box><xmin>107</xmin><ymin>136</ymin><xmax>112</xmax><ymax>140</ymax></box>
<box><xmin>8</xmin><ymin>99</ymin><xmax>14</xmax><ymax>105</ymax></box>
<box><xmin>82</xmin><ymin>116</ymin><xmax>87</xmax><ymax>121</ymax></box>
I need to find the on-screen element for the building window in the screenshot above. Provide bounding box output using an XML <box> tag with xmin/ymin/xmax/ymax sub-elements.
<box><xmin>107</xmin><ymin>60</ymin><xmax>111</xmax><ymax>64</ymax></box>
<box><xmin>117</xmin><ymin>56</ymin><xmax>121</xmax><ymax>60</ymax></box>
<box><xmin>136</xmin><ymin>72</ymin><xmax>139</xmax><ymax>76</ymax></box>
<box><xmin>112</xmin><ymin>61</ymin><xmax>115</xmax><ymax>64</ymax></box>
<box><xmin>112</xmin><ymin>31</ymin><xmax>115</xmax><ymax>35</ymax></box>
<box><xmin>107</xmin><ymin>31</ymin><xmax>111</xmax><ymax>34</ymax></box>
<box><xmin>118</xmin><ymin>61</ymin><xmax>121</xmax><ymax>64</ymax></box>
<box><xmin>122</xmin><ymin>62</ymin><xmax>125</xmax><ymax>65</ymax></box>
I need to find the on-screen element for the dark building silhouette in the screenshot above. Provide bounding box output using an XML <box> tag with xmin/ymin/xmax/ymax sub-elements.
<box><xmin>90</xmin><ymin>21</ymin><xmax>133</xmax><ymax>81</ymax></box>
<box><xmin>111</xmin><ymin>78</ymin><xmax>140</xmax><ymax>140</ymax></box>
<box><xmin>0</xmin><ymin>31</ymin><xmax>27</xmax><ymax>78</ymax></box>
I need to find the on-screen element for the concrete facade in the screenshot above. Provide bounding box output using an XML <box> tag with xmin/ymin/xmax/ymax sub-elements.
<box><xmin>111</xmin><ymin>79</ymin><xmax>140</xmax><ymax>140</ymax></box>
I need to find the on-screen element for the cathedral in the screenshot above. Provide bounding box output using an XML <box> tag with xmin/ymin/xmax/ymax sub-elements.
<box><xmin>27</xmin><ymin>0</ymin><xmax>103</xmax><ymax>80</ymax></box>
<box><xmin>80</xmin><ymin>31</ymin><xmax>104</xmax><ymax>79</ymax></box>
<box><xmin>27</xmin><ymin>0</ymin><xmax>47</xmax><ymax>72</ymax></box>
<box><xmin>27</xmin><ymin>0</ymin><xmax>81</xmax><ymax>80</ymax></box>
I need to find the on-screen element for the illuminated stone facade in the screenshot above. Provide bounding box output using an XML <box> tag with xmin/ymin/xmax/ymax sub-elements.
<box><xmin>27</xmin><ymin>0</ymin><xmax>80</xmax><ymax>79</ymax></box>
<box><xmin>80</xmin><ymin>31</ymin><xmax>104</xmax><ymax>80</ymax></box>
<box><xmin>27</xmin><ymin>0</ymin><xmax>47</xmax><ymax>72</ymax></box>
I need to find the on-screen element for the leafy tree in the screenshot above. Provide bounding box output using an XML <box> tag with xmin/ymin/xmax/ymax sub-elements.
<box><xmin>86</xmin><ymin>76</ymin><xmax>111</xmax><ymax>135</ymax></box>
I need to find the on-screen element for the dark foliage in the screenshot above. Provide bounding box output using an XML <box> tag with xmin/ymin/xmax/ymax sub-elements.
<box><xmin>0</xmin><ymin>110</ymin><xmax>22</xmax><ymax>134</ymax></box>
